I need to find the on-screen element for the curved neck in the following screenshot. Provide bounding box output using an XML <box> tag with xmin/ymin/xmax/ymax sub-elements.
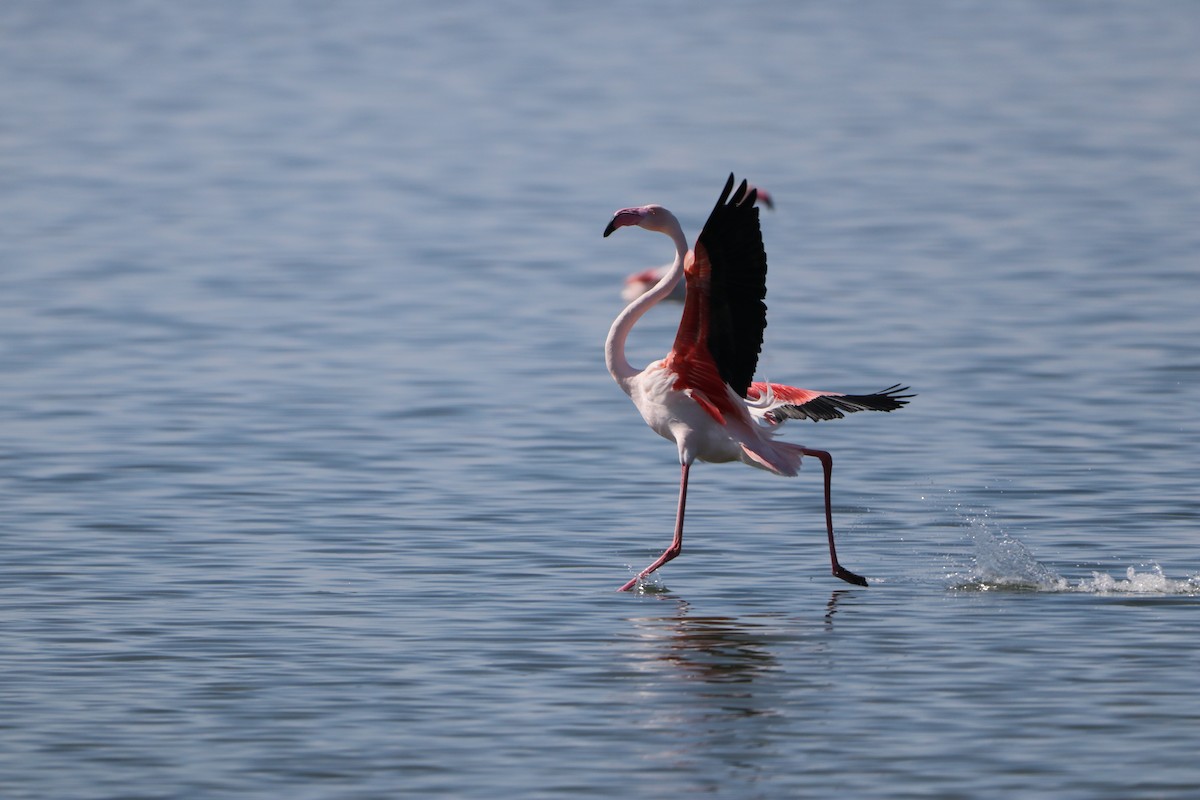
<box><xmin>605</xmin><ymin>222</ymin><xmax>689</xmax><ymax>393</ymax></box>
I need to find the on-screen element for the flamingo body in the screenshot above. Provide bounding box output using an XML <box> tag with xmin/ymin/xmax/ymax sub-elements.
<box><xmin>604</xmin><ymin>174</ymin><xmax>911</xmax><ymax>591</ymax></box>
<box><xmin>627</xmin><ymin>359</ymin><xmax>773</xmax><ymax>470</ymax></box>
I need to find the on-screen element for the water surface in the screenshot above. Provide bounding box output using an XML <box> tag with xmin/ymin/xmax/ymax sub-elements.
<box><xmin>2</xmin><ymin>2</ymin><xmax>1199</xmax><ymax>797</ymax></box>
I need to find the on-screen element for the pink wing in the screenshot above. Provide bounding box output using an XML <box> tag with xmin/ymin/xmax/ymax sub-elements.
<box><xmin>665</xmin><ymin>245</ymin><xmax>743</xmax><ymax>423</ymax></box>
<box><xmin>748</xmin><ymin>382</ymin><xmax>912</xmax><ymax>423</ymax></box>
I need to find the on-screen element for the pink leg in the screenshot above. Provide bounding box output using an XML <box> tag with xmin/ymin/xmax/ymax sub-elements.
<box><xmin>618</xmin><ymin>462</ymin><xmax>690</xmax><ymax>592</ymax></box>
<box><xmin>799</xmin><ymin>447</ymin><xmax>868</xmax><ymax>587</ymax></box>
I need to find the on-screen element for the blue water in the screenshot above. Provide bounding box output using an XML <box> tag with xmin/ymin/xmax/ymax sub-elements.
<box><xmin>3</xmin><ymin>2</ymin><xmax>1199</xmax><ymax>797</ymax></box>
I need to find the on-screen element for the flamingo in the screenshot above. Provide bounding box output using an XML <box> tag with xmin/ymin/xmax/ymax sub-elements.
<box><xmin>621</xmin><ymin>186</ymin><xmax>774</xmax><ymax>303</ymax></box>
<box><xmin>603</xmin><ymin>174</ymin><xmax>911</xmax><ymax>591</ymax></box>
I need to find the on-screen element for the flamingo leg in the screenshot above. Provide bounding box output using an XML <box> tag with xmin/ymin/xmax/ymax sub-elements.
<box><xmin>618</xmin><ymin>462</ymin><xmax>690</xmax><ymax>592</ymax></box>
<box><xmin>799</xmin><ymin>447</ymin><xmax>868</xmax><ymax>587</ymax></box>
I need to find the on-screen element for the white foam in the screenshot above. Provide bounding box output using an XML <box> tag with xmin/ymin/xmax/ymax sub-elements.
<box><xmin>1071</xmin><ymin>564</ymin><xmax>1200</xmax><ymax>595</ymax></box>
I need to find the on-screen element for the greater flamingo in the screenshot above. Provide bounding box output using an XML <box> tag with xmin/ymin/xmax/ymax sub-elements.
<box><xmin>603</xmin><ymin>174</ymin><xmax>910</xmax><ymax>591</ymax></box>
<box><xmin>621</xmin><ymin>186</ymin><xmax>774</xmax><ymax>302</ymax></box>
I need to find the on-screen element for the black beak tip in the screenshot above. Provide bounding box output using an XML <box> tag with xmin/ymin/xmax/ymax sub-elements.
<box><xmin>603</xmin><ymin>221</ymin><xmax>617</xmax><ymax>237</ymax></box>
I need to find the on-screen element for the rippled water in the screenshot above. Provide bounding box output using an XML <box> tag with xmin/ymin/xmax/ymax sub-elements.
<box><xmin>3</xmin><ymin>2</ymin><xmax>1199</xmax><ymax>797</ymax></box>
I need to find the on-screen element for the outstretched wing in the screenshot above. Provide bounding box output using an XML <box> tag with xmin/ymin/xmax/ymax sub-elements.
<box><xmin>748</xmin><ymin>382</ymin><xmax>913</xmax><ymax>423</ymax></box>
<box><xmin>671</xmin><ymin>174</ymin><xmax>767</xmax><ymax>400</ymax></box>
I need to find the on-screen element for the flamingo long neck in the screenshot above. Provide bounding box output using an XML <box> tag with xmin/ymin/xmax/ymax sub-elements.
<box><xmin>605</xmin><ymin>221</ymin><xmax>690</xmax><ymax>393</ymax></box>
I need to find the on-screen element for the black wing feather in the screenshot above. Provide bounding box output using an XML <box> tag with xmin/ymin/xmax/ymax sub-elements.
<box><xmin>697</xmin><ymin>174</ymin><xmax>768</xmax><ymax>398</ymax></box>
<box><xmin>771</xmin><ymin>385</ymin><xmax>915</xmax><ymax>423</ymax></box>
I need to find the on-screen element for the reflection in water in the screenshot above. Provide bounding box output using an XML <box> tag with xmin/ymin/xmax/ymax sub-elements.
<box><xmin>626</xmin><ymin>597</ymin><xmax>779</xmax><ymax>685</ymax></box>
<box><xmin>620</xmin><ymin>596</ymin><xmax>842</xmax><ymax>789</ymax></box>
<box><xmin>824</xmin><ymin>590</ymin><xmax>851</xmax><ymax>631</ymax></box>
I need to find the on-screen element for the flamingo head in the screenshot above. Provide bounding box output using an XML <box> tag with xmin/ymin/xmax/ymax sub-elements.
<box><xmin>603</xmin><ymin>204</ymin><xmax>677</xmax><ymax>237</ymax></box>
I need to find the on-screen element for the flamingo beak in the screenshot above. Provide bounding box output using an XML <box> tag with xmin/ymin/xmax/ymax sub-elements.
<box><xmin>603</xmin><ymin>207</ymin><xmax>645</xmax><ymax>237</ymax></box>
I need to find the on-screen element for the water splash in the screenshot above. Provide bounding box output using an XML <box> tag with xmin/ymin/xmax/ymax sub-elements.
<box><xmin>951</xmin><ymin>512</ymin><xmax>1069</xmax><ymax>591</ymax></box>
<box><xmin>949</xmin><ymin>509</ymin><xmax>1199</xmax><ymax>595</ymax></box>
<box><xmin>1075</xmin><ymin>564</ymin><xmax>1200</xmax><ymax>595</ymax></box>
